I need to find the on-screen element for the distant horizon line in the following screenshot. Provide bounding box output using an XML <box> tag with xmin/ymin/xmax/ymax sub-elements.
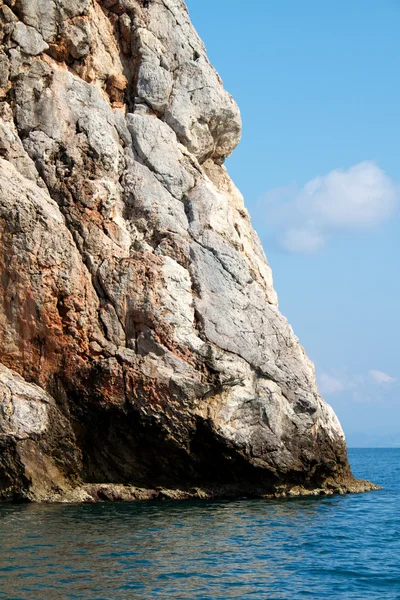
<box><xmin>347</xmin><ymin>446</ymin><xmax>400</xmax><ymax>449</ymax></box>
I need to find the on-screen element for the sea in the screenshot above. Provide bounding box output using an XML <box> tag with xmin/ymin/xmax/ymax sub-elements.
<box><xmin>0</xmin><ymin>448</ymin><xmax>399</xmax><ymax>599</ymax></box>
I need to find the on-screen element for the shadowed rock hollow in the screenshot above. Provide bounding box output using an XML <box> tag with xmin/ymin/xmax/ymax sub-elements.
<box><xmin>0</xmin><ymin>0</ymin><xmax>376</xmax><ymax>501</ymax></box>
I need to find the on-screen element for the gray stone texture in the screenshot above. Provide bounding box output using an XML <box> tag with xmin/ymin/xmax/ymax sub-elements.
<box><xmin>0</xmin><ymin>0</ymin><xmax>373</xmax><ymax>501</ymax></box>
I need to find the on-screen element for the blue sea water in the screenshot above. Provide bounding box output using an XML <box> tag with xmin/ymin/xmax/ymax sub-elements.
<box><xmin>0</xmin><ymin>448</ymin><xmax>399</xmax><ymax>599</ymax></box>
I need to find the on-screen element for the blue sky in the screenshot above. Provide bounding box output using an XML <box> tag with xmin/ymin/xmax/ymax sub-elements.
<box><xmin>186</xmin><ymin>0</ymin><xmax>400</xmax><ymax>445</ymax></box>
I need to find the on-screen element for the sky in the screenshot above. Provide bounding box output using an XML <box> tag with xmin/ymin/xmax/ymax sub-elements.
<box><xmin>186</xmin><ymin>0</ymin><xmax>400</xmax><ymax>446</ymax></box>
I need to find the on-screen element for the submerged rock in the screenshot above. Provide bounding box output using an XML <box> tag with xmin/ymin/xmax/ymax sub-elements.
<box><xmin>0</xmin><ymin>0</ymin><xmax>376</xmax><ymax>501</ymax></box>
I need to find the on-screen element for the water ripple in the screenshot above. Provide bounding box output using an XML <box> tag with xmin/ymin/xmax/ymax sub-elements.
<box><xmin>0</xmin><ymin>449</ymin><xmax>398</xmax><ymax>599</ymax></box>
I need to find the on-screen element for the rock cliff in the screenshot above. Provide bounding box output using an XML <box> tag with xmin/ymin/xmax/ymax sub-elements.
<box><xmin>0</xmin><ymin>0</ymin><xmax>375</xmax><ymax>501</ymax></box>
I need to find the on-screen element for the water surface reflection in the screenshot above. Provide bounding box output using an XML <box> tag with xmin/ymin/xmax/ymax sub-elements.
<box><xmin>0</xmin><ymin>449</ymin><xmax>399</xmax><ymax>599</ymax></box>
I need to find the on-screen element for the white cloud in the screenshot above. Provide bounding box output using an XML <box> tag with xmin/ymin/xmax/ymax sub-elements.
<box><xmin>280</xmin><ymin>229</ymin><xmax>325</xmax><ymax>254</ymax></box>
<box><xmin>369</xmin><ymin>370</ymin><xmax>396</xmax><ymax>384</ymax></box>
<box><xmin>318</xmin><ymin>369</ymin><xmax>397</xmax><ymax>397</ymax></box>
<box><xmin>318</xmin><ymin>369</ymin><xmax>397</xmax><ymax>399</ymax></box>
<box><xmin>318</xmin><ymin>373</ymin><xmax>345</xmax><ymax>394</ymax></box>
<box><xmin>262</xmin><ymin>161</ymin><xmax>398</xmax><ymax>253</ymax></box>
<box><xmin>318</xmin><ymin>371</ymin><xmax>362</xmax><ymax>395</ymax></box>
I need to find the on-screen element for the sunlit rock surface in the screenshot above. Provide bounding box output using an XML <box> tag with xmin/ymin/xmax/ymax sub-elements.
<box><xmin>0</xmin><ymin>0</ymin><xmax>376</xmax><ymax>501</ymax></box>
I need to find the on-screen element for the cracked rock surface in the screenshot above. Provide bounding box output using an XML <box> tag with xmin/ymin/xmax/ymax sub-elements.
<box><xmin>0</xmin><ymin>0</ymin><xmax>375</xmax><ymax>501</ymax></box>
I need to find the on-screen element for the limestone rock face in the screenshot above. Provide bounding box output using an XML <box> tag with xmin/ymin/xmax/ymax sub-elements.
<box><xmin>0</xmin><ymin>364</ymin><xmax>81</xmax><ymax>501</ymax></box>
<box><xmin>0</xmin><ymin>0</ymin><xmax>373</xmax><ymax>501</ymax></box>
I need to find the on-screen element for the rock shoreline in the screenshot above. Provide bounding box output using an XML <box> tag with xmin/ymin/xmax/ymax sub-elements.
<box><xmin>3</xmin><ymin>479</ymin><xmax>380</xmax><ymax>504</ymax></box>
<box><xmin>58</xmin><ymin>480</ymin><xmax>382</xmax><ymax>504</ymax></box>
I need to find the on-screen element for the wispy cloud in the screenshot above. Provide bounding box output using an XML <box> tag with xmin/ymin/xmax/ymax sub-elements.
<box><xmin>318</xmin><ymin>373</ymin><xmax>346</xmax><ymax>394</ymax></box>
<box><xmin>318</xmin><ymin>368</ymin><xmax>397</xmax><ymax>396</ymax></box>
<box><xmin>317</xmin><ymin>370</ymin><xmax>361</xmax><ymax>395</ymax></box>
<box><xmin>261</xmin><ymin>161</ymin><xmax>398</xmax><ymax>253</ymax></box>
<box><xmin>369</xmin><ymin>370</ymin><xmax>396</xmax><ymax>384</ymax></box>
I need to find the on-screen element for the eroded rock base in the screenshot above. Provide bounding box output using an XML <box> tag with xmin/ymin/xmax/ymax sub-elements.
<box><xmin>28</xmin><ymin>480</ymin><xmax>382</xmax><ymax>504</ymax></box>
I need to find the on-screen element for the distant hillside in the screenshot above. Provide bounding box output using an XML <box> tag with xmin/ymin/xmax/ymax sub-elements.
<box><xmin>347</xmin><ymin>432</ymin><xmax>400</xmax><ymax>448</ymax></box>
